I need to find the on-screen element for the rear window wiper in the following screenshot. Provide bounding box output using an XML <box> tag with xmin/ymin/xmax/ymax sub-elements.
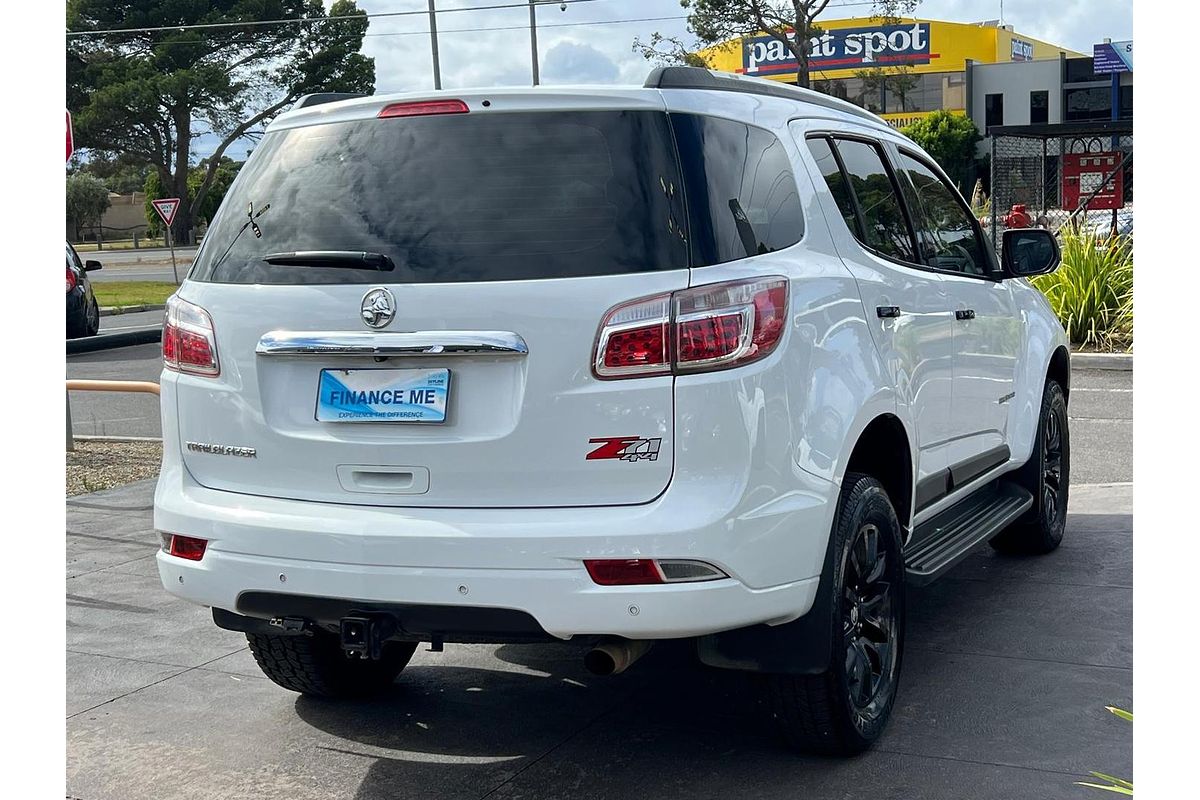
<box><xmin>261</xmin><ymin>251</ymin><xmax>396</xmax><ymax>271</ymax></box>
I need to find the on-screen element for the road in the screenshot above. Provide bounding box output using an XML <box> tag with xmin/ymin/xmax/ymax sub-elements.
<box><xmin>66</xmin><ymin>479</ymin><xmax>1131</xmax><ymax>800</ymax></box>
<box><xmin>99</xmin><ymin>310</ymin><xmax>164</xmax><ymax>333</ymax></box>
<box><xmin>67</xmin><ymin>343</ymin><xmax>162</xmax><ymax>437</ymax></box>
<box><xmin>64</xmin><ymin>341</ymin><xmax>1135</xmax><ymax>485</ymax></box>
<box><xmin>87</xmin><ymin>246</ymin><xmax>196</xmax><ymax>283</ymax></box>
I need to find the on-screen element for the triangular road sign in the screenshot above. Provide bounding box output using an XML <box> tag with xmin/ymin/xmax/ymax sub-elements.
<box><xmin>152</xmin><ymin>197</ymin><xmax>181</xmax><ymax>227</ymax></box>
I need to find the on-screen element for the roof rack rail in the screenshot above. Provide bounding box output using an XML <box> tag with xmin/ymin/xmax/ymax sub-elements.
<box><xmin>294</xmin><ymin>92</ymin><xmax>370</xmax><ymax>110</ymax></box>
<box><xmin>644</xmin><ymin>66</ymin><xmax>885</xmax><ymax>127</ymax></box>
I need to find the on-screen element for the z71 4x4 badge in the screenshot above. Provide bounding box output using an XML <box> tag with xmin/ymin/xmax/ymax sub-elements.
<box><xmin>586</xmin><ymin>437</ymin><xmax>662</xmax><ymax>462</ymax></box>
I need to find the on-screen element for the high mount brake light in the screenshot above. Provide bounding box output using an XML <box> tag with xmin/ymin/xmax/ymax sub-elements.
<box><xmin>378</xmin><ymin>99</ymin><xmax>469</xmax><ymax>118</ymax></box>
<box><xmin>163</xmin><ymin>295</ymin><xmax>220</xmax><ymax>377</ymax></box>
<box><xmin>592</xmin><ymin>277</ymin><xmax>788</xmax><ymax>379</ymax></box>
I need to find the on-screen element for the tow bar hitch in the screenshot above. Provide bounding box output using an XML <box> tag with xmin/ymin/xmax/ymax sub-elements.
<box><xmin>340</xmin><ymin>615</ymin><xmax>397</xmax><ymax>660</ymax></box>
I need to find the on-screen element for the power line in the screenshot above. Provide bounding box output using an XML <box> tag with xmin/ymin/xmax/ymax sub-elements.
<box><xmin>364</xmin><ymin>13</ymin><xmax>687</xmax><ymax>39</ymax></box>
<box><xmin>65</xmin><ymin>0</ymin><xmax>615</xmax><ymax>38</ymax></box>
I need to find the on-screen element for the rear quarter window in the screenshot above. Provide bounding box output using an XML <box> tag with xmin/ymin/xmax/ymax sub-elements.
<box><xmin>190</xmin><ymin>110</ymin><xmax>689</xmax><ymax>285</ymax></box>
<box><xmin>671</xmin><ymin>115</ymin><xmax>804</xmax><ymax>267</ymax></box>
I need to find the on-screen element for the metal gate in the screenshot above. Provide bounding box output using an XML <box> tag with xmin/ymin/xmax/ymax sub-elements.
<box><xmin>985</xmin><ymin>120</ymin><xmax>1132</xmax><ymax>251</ymax></box>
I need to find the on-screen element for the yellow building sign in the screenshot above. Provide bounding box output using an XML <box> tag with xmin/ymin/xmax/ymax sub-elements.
<box><xmin>698</xmin><ymin>18</ymin><xmax>1081</xmax><ymax>83</ymax></box>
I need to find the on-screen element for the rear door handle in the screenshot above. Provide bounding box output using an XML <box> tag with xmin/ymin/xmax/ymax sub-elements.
<box><xmin>955</xmin><ymin>309</ymin><xmax>976</xmax><ymax>321</ymax></box>
<box><xmin>876</xmin><ymin>306</ymin><xmax>902</xmax><ymax>319</ymax></box>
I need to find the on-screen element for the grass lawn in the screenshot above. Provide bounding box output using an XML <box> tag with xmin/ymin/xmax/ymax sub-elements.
<box><xmin>75</xmin><ymin>239</ymin><xmax>167</xmax><ymax>251</ymax></box>
<box><xmin>92</xmin><ymin>281</ymin><xmax>177</xmax><ymax>308</ymax></box>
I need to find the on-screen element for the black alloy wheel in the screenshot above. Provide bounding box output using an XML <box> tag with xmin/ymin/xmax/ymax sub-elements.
<box><xmin>1040</xmin><ymin>404</ymin><xmax>1065</xmax><ymax>529</ymax></box>
<box><xmin>842</xmin><ymin>521</ymin><xmax>900</xmax><ymax>726</ymax></box>
<box><xmin>768</xmin><ymin>472</ymin><xmax>905</xmax><ymax>756</ymax></box>
<box><xmin>991</xmin><ymin>379</ymin><xmax>1069</xmax><ymax>554</ymax></box>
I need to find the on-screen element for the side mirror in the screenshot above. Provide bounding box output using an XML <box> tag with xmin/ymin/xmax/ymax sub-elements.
<box><xmin>84</xmin><ymin>260</ymin><xmax>103</xmax><ymax>271</ymax></box>
<box><xmin>1001</xmin><ymin>228</ymin><xmax>1060</xmax><ymax>278</ymax></box>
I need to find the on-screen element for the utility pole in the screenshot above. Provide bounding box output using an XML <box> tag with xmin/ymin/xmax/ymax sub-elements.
<box><xmin>428</xmin><ymin>0</ymin><xmax>442</xmax><ymax>90</ymax></box>
<box><xmin>528</xmin><ymin>1</ymin><xmax>568</xmax><ymax>86</ymax></box>
<box><xmin>529</xmin><ymin>0</ymin><xmax>540</xmax><ymax>86</ymax></box>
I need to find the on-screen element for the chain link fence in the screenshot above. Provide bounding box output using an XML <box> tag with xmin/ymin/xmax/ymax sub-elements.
<box><xmin>984</xmin><ymin>121</ymin><xmax>1132</xmax><ymax>253</ymax></box>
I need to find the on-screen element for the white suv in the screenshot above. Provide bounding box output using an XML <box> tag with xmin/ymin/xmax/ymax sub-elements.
<box><xmin>155</xmin><ymin>67</ymin><xmax>1070</xmax><ymax>755</ymax></box>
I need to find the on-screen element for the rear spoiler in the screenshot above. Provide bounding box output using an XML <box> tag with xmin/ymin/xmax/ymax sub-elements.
<box><xmin>294</xmin><ymin>92</ymin><xmax>370</xmax><ymax>110</ymax></box>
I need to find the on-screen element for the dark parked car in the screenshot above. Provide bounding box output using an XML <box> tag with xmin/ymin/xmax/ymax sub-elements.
<box><xmin>66</xmin><ymin>242</ymin><xmax>101</xmax><ymax>338</ymax></box>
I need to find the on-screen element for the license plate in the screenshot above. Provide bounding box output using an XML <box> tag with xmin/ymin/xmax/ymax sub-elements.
<box><xmin>316</xmin><ymin>368</ymin><xmax>450</xmax><ymax>423</ymax></box>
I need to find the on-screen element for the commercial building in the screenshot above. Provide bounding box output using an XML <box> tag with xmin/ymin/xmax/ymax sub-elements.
<box><xmin>969</xmin><ymin>46</ymin><xmax>1133</xmax><ymax>133</ymax></box>
<box><xmin>697</xmin><ymin>17</ymin><xmax>1084</xmax><ymax>129</ymax></box>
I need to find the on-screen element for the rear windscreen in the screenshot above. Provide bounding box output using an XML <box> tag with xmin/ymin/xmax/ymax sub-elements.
<box><xmin>190</xmin><ymin>110</ymin><xmax>689</xmax><ymax>284</ymax></box>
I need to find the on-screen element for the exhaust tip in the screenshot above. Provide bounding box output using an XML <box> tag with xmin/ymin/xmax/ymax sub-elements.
<box><xmin>584</xmin><ymin>647</ymin><xmax>618</xmax><ymax>676</ymax></box>
<box><xmin>584</xmin><ymin>638</ymin><xmax>654</xmax><ymax>676</ymax></box>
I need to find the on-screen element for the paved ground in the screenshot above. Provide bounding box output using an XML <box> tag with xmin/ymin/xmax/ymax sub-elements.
<box><xmin>66</xmin><ymin>343</ymin><xmax>162</xmax><ymax>437</ymax></box>
<box><xmin>87</xmin><ymin>246</ymin><xmax>196</xmax><ymax>283</ymax></box>
<box><xmin>1067</xmin><ymin>369</ymin><xmax>1132</xmax><ymax>485</ymax></box>
<box><xmin>65</xmin><ymin>480</ymin><xmax>1132</xmax><ymax>800</ymax></box>
<box><xmin>98</xmin><ymin>310</ymin><xmax>164</xmax><ymax>334</ymax></box>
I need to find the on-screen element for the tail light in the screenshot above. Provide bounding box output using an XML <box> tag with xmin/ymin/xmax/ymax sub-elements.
<box><xmin>592</xmin><ymin>294</ymin><xmax>671</xmax><ymax>378</ymax></box>
<box><xmin>163</xmin><ymin>295</ymin><xmax>220</xmax><ymax>376</ymax></box>
<box><xmin>66</xmin><ymin>266</ymin><xmax>77</xmax><ymax>293</ymax></box>
<box><xmin>593</xmin><ymin>277</ymin><xmax>787</xmax><ymax>379</ymax></box>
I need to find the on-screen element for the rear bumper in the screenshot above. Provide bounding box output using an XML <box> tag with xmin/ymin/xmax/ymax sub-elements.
<box><xmin>154</xmin><ymin>457</ymin><xmax>834</xmax><ymax>640</ymax></box>
<box><xmin>160</xmin><ymin>550</ymin><xmax>817</xmax><ymax>640</ymax></box>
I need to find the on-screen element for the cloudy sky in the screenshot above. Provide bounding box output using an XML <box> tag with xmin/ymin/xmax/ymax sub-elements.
<box><xmin>353</xmin><ymin>0</ymin><xmax>1132</xmax><ymax>93</ymax></box>
<box><xmin>197</xmin><ymin>0</ymin><xmax>1132</xmax><ymax>158</ymax></box>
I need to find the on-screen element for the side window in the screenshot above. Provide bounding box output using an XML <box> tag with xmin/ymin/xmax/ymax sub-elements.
<box><xmin>829</xmin><ymin>138</ymin><xmax>916</xmax><ymax>263</ymax></box>
<box><xmin>672</xmin><ymin>115</ymin><xmax>803</xmax><ymax>266</ymax></box>
<box><xmin>66</xmin><ymin>244</ymin><xmax>82</xmax><ymax>271</ymax></box>
<box><xmin>805</xmin><ymin>137</ymin><xmax>858</xmax><ymax>237</ymax></box>
<box><xmin>895</xmin><ymin>152</ymin><xmax>990</xmax><ymax>276</ymax></box>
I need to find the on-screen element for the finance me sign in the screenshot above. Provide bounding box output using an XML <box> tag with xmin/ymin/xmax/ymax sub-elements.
<box><xmin>743</xmin><ymin>23</ymin><xmax>933</xmax><ymax>76</ymax></box>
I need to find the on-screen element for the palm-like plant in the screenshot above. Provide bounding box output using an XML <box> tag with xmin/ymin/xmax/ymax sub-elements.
<box><xmin>1076</xmin><ymin>706</ymin><xmax>1133</xmax><ymax>796</ymax></box>
<box><xmin>1031</xmin><ymin>230</ymin><xmax>1133</xmax><ymax>351</ymax></box>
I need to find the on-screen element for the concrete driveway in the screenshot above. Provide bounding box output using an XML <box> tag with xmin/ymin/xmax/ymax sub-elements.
<box><xmin>66</xmin><ymin>480</ymin><xmax>1131</xmax><ymax>800</ymax></box>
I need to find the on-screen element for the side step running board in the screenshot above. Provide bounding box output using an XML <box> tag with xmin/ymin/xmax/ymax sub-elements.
<box><xmin>904</xmin><ymin>481</ymin><xmax>1034</xmax><ymax>586</ymax></box>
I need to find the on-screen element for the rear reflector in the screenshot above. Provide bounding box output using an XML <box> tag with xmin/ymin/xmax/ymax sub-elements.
<box><xmin>166</xmin><ymin>534</ymin><xmax>207</xmax><ymax>561</ymax></box>
<box><xmin>378</xmin><ymin>99</ymin><xmax>469</xmax><ymax>118</ymax></box>
<box><xmin>583</xmin><ymin>558</ymin><xmax>727</xmax><ymax>585</ymax></box>
<box><xmin>584</xmin><ymin>559</ymin><xmax>663</xmax><ymax>586</ymax></box>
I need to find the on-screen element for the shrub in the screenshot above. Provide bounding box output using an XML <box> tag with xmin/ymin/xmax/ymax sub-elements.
<box><xmin>1032</xmin><ymin>230</ymin><xmax>1133</xmax><ymax>351</ymax></box>
<box><xmin>900</xmin><ymin>111</ymin><xmax>982</xmax><ymax>192</ymax></box>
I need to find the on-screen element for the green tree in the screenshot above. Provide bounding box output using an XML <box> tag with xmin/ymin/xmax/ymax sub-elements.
<box><xmin>852</xmin><ymin>66</ymin><xmax>888</xmax><ymax>112</ymax></box>
<box><xmin>66</xmin><ymin>172</ymin><xmax>112</xmax><ymax>241</ymax></box>
<box><xmin>901</xmin><ymin>110</ymin><xmax>982</xmax><ymax>192</ymax></box>
<box><xmin>635</xmin><ymin>1</ymin><xmax>920</xmax><ymax>88</ymax></box>
<box><xmin>77</xmin><ymin>152</ymin><xmax>155</xmax><ymax>195</ymax></box>
<box><xmin>143</xmin><ymin>157</ymin><xmax>242</xmax><ymax>235</ymax></box>
<box><xmin>67</xmin><ymin>0</ymin><xmax>374</xmax><ymax>243</ymax></box>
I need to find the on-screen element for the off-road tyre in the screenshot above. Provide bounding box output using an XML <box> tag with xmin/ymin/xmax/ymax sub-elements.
<box><xmin>246</xmin><ymin>630</ymin><xmax>418</xmax><ymax>699</ymax></box>
<box><xmin>767</xmin><ymin>472</ymin><xmax>906</xmax><ymax>756</ymax></box>
<box><xmin>990</xmin><ymin>379</ymin><xmax>1069</xmax><ymax>555</ymax></box>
